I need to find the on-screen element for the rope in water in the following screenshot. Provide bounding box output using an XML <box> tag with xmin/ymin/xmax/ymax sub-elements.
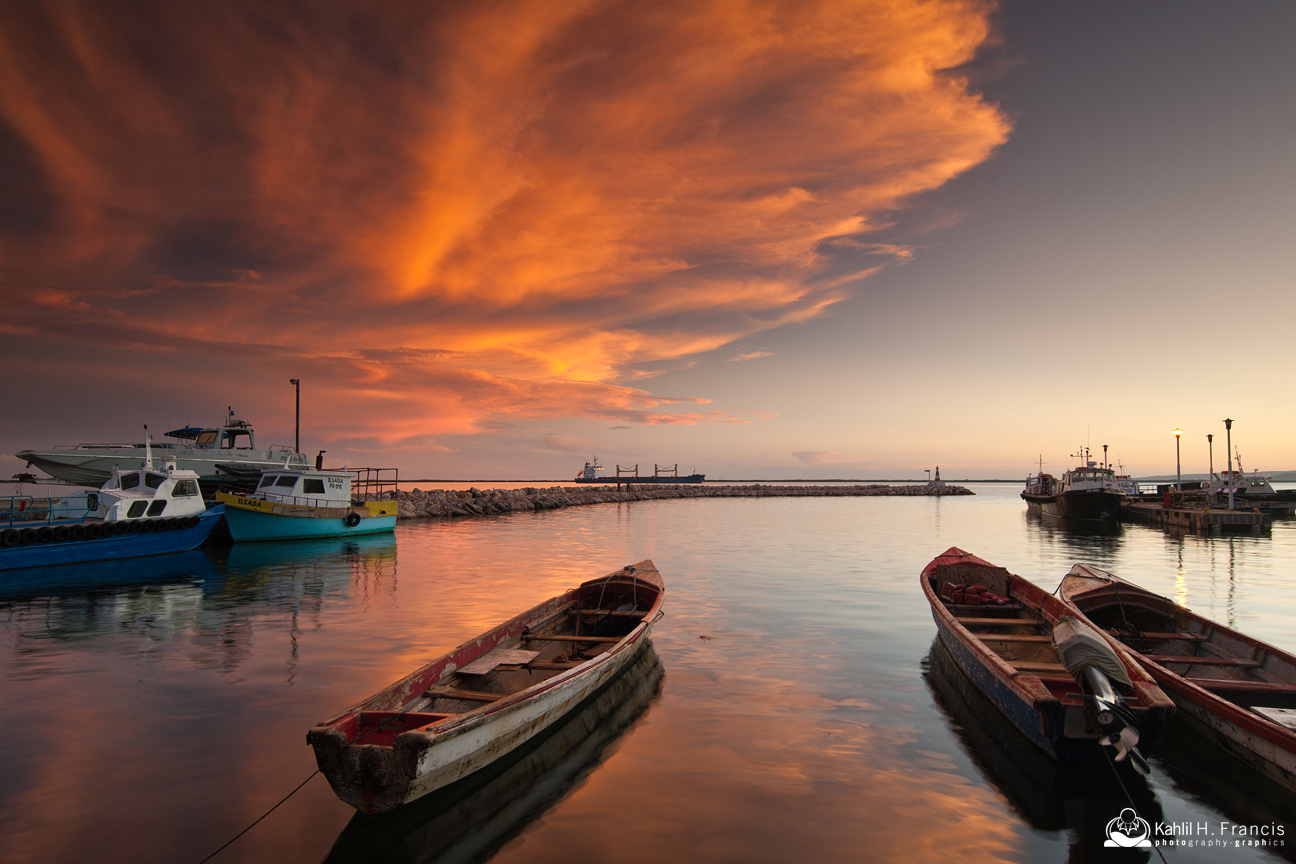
<box><xmin>195</xmin><ymin>770</ymin><xmax>319</xmax><ymax>864</ymax></box>
<box><xmin>1102</xmin><ymin>746</ymin><xmax>1170</xmax><ymax>864</ymax></box>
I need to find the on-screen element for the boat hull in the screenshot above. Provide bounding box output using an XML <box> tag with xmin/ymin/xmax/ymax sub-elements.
<box><xmin>1059</xmin><ymin>566</ymin><xmax>1296</xmax><ymax>793</ymax></box>
<box><xmin>308</xmin><ymin>561</ymin><xmax>665</xmax><ymax>813</ymax></box>
<box><xmin>0</xmin><ymin>507</ymin><xmax>224</xmax><ymax>571</ymax></box>
<box><xmin>221</xmin><ymin>505</ymin><xmax>396</xmax><ymax>542</ymax></box>
<box><xmin>17</xmin><ymin>447</ymin><xmax>305</xmax><ymax>486</ymax></box>
<box><xmin>1022</xmin><ymin>489</ymin><xmax>1122</xmax><ymax>520</ymax></box>
<box><xmin>922</xmin><ymin>548</ymin><xmax>1171</xmax><ymax>766</ymax></box>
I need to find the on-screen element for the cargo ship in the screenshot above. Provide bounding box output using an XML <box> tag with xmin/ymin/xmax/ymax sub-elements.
<box><xmin>574</xmin><ymin>457</ymin><xmax>704</xmax><ymax>484</ymax></box>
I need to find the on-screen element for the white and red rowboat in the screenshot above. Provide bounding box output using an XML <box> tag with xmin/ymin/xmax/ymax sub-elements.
<box><xmin>308</xmin><ymin>560</ymin><xmax>665</xmax><ymax>813</ymax></box>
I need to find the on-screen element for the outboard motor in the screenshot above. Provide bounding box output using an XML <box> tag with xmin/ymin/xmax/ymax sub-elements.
<box><xmin>1053</xmin><ymin>616</ymin><xmax>1149</xmax><ymax>774</ymax></box>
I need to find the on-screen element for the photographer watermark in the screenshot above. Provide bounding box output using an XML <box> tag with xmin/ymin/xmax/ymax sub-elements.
<box><xmin>1105</xmin><ymin>807</ymin><xmax>1287</xmax><ymax>850</ymax></box>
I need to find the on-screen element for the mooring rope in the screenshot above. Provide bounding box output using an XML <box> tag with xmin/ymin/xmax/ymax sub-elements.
<box><xmin>196</xmin><ymin>770</ymin><xmax>320</xmax><ymax>864</ymax></box>
<box><xmin>1101</xmin><ymin>746</ymin><xmax>1170</xmax><ymax>864</ymax></box>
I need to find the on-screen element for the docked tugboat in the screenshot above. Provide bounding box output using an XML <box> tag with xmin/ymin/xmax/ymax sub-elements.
<box><xmin>1021</xmin><ymin>449</ymin><xmax>1124</xmax><ymax>520</ymax></box>
<box><xmin>216</xmin><ymin>465</ymin><xmax>398</xmax><ymax>542</ymax></box>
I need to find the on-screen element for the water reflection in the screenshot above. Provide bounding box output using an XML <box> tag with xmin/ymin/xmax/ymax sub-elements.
<box><xmin>924</xmin><ymin>638</ymin><xmax>1162</xmax><ymax>863</ymax></box>
<box><xmin>1153</xmin><ymin>723</ymin><xmax>1296</xmax><ymax>863</ymax></box>
<box><xmin>0</xmin><ymin>547</ymin><xmax>220</xmax><ymax>601</ymax></box>
<box><xmin>325</xmin><ymin>642</ymin><xmax>664</xmax><ymax>864</ymax></box>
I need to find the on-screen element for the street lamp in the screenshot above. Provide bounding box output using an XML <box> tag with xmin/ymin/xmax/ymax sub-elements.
<box><xmin>1173</xmin><ymin>428</ymin><xmax>1182</xmax><ymax>492</ymax></box>
<box><xmin>1224</xmin><ymin>418</ymin><xmax>1234</xmax><ymax>510</ymax></box>
<box><xmin>289</xmin><ymin>379</ymin><xmax>300</xmax><ymax>454</ymax></box>
<box><xmin>1207</xmin><ymin>433</ymin><xmax>1214</xmax><ymax>491</ymax></box>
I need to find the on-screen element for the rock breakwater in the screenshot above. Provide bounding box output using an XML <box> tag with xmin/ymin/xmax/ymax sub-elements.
<box><xmin>382</xmin><ymin>483</ymin><xmax>974</xmax><ymax>520</ymax></box>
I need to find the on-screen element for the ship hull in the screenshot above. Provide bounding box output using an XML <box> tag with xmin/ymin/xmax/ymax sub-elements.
<box><xmin>1022</xmin><ymin>490</ymin><xmax>1122</xmax><ymax>520</ymax></box>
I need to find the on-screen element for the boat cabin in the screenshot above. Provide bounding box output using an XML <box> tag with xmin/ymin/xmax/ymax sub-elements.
<box><xmin>252</xmin><ymin>469</ymin><xmax>353</xmax><ymax>507</ymax></box>
<box><xmin>1060</xmin><ymin>464</ymin><xmax>1120</xmax><ymax>494</ymax></box>
<box><xmin>94</xmin><ymin>461</ymin><xmax>207</xmax><ymax>522</ymax></box>
<box><xmin>166</xmin><ymin>417</ymin><xmax>256</xmax><ymax>451</ymax></box>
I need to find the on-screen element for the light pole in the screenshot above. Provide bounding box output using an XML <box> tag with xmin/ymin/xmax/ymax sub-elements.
<box><xmin>1207</xmin><ymin>433</ymin><xmax>1214</xmax><ymax>492</ymax></box>
<box><xmin>289</xmin><ymin>379</ymin><xmax>300</xmax><ymax>454</ymax></box>
<box><xmin>1173</xmin><ymin>428</ymin><xmax>1182</xmax><ymax>492</ymax></box>
<box><xmin>1224</xmin><ymin>418</ymin><xmax>1234</xmax><ymax>510</ymax></box>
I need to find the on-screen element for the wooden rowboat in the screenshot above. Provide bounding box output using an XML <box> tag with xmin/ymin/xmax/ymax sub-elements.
<box><xmin>308</xmin><ymin>560</ymin><xmax>665</xmax><ymax>813</ymax></box>
<box><xmin>1058</xmin><ymin>563</ymin><xmax>1296</xmax><ymax>793</ymax></box>
<box><xmin>922</xmin><ymin>547</ymin><xmax>1172</xmax><ymax>766</ymax></box>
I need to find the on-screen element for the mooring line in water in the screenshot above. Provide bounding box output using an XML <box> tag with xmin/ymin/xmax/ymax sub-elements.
<box><xmin>196</xmin><ymin>770</ymin><xmax>320</xmax><ymax>864</ymax></box>
<box><xmin>1102</xmin><ymin>747</ymin><xmax>1170</xmax><ymax>864</ymax></box>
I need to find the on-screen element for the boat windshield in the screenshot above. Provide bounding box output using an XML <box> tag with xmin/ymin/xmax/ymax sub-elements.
<box><xmin>145</xmin><ymin>472</ymin><xmax>165</xmax><ymax>489</ymax></box>
<box><xmin>120</xmin><ymin>473</ymin><xmax>140</xmax><ymax>490</ymax></box>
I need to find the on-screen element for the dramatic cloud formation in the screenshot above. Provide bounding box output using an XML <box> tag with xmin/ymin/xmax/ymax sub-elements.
<box><xmin>0</xmin><ymin>0</ymin><xmax>1007</xmax><ymax>452</ymax></box>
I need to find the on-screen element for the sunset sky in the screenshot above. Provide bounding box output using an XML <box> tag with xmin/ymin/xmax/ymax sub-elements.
<box><xmin>3</xmin><ymin>1</ymin><xmax>1293</xmax><ymax>481</ymax></box>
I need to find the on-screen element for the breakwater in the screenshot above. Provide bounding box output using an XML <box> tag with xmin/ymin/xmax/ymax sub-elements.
<box><xmin>388</xmin><ymin>483</ymin><xmax>973</xmax><ymax>520</ymax></box>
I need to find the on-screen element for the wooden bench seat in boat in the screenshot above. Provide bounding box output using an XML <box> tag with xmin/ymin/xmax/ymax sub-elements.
<box><xmin>524</xmin><ymin>660</ymin><xmax>584</xmax><ymax>671</ymax></box>
<box><xmin>574</xmin><ymin>608</ymin><xmax>644</xmax><ymax>617</ymax></box>
<box><xmin>521</xmin><ymin>633</ymin><xmax>621</xmax><ymax>644</ymax></box>
<box><xmin>423</xmin><ymin>686</ymin><xmax>507</xmax><ymax>703</ymax></box>
<box><xmin>1108</xmin><ymin>630</ymin><xmax>1202</xmax><ymax>642</ymax></box>
<box><xmin>954</xmin><ymin>617</ymin><xmax>1038</xmax><ymax>625</ymax></box>
<box><xmin>972</xmin><ymin>633</ymin><xmax>1051</xmax><ymax>643</ymax></box>
<box><xmin>1008</xmin><ymin>661</ymin><xmax>1068</xmax><ymax>673</ymax></box>
<box><xmin>457</xmin><ymin>648</ymin><xmax>541</xmax><ymax>675</ymax></box>
<box><xmin>1185</xmin><ymin>679</ymin><xmax>1296</xmax><ymax>695</ymax></box>
<box><xmin>1149</xmin><ymin>655</ymin><xmax>1261</xmax><ymax>668</ymax></box>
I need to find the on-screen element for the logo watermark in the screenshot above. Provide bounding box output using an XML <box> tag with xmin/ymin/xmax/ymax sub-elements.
<box><xmin>1105</xmin><ymin>807</ymin><xmax>1286</xmax><ymax>850</ymax></box>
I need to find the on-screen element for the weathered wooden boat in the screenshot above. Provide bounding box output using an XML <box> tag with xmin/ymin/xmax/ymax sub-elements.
<box><xmin>308</xmin><ymin>560</ymin><xmax>665</xmax><ymax>813</ymax></box>
<box><xmin>1058</xmin><ymin>563</ymin><xmax>1296</xmax><ymax>793</ymax></box>
<box><xmin>921</xmin><ymin>547</ymin><xmax>1172</xmax><ymax>768</ymax></box>
<box><xmin>325</xmin><ymin>643</ymin><xmax>663</xmax><ymax>862</ymax></box>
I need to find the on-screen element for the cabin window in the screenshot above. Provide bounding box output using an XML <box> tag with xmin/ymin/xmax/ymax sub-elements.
<box><xmin>173</xmin><ymin>480</ymin><xmax>199</xmax><ymax>497</ymax></box>
<box><xmin>196</xmin><ymin>431</ymin><xmax>218</xmax><ymax>446</ymax></box>
<box><xmin>119</xmin><ymin>473</ymin><xmax>140</xmax><ymax>490</ymax></box>
<box><xmin>127</xmin><ymin>501</ymin><xmax>147</xmax><ymax>518</ymax></box>
<box><xmin>274</xmin><ymin>476</ymin><xmax>298</xmax><ymax>488</ymax></box>
<box><xmin>147</xmin><ymin>500</ymin><xmax>167</xmax><ymax>516</ymax></box>
<box><xmin>258</xmin><ymin>475</ymin><xmax>277</xmax><ymax>489</ymax></box>
<box><xmin>303</xmin><ymin>479</ymin><xmax>325</xmax><ymax>494</ymax></box>
<box><xmin>145</xmin><ymin>472</ymin><xmax>165</xmax><ymax>489</ymax></box>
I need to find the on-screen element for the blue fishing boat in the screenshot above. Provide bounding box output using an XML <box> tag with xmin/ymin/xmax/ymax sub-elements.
<box><xmin>215</xmin><ymin>466</ymin><xmax>398</xmax><ymax>542</ymax></box>
<box><xmin>1</xmin><ymin>450</ymin><xmax>224</xmax><ymax>572</ymax></box>
<box><xmin>921</xmin><ymin>547</ymin><xmax>1172</xmax><ymax>769</ymax></box>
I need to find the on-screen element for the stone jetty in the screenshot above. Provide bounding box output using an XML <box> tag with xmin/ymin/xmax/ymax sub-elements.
<box><xmin>384</xmin><ymin>483</ymin><xmax>973</xmax><ymax>520</ymax></box>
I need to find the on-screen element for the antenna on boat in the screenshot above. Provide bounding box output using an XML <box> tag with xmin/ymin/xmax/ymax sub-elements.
<box><xmin>144</xmin><ymin>424</ymin><xmax>153</xmax><ymax>469</ymax></box>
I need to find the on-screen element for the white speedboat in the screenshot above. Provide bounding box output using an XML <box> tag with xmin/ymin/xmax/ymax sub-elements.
<box><xmin>215</xmin><ymin>465</ymin><xmax>397</xmax><ymax>542</ymax></box>
<box><xmin>1206</xmin><ymin>451</ymin><xmax>1275</xmax><ymax>500</ymax></box>
<box><xmin>16</xmin><ymin>410</ymin><xmax>307</xmax><ymax>489</ymax></box>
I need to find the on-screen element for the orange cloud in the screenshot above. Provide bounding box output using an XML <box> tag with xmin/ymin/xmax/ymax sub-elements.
<box><xmin>0</xmin><ymin>0</ymin><xmax>1009</xmax><ymax>440</ymax></box>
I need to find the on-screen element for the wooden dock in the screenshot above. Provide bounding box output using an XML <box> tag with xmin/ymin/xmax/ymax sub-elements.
<box><xmin>1122</xmin><ymin>501</ymin><xmax>1271</xmax><ymax>535</ymax></box>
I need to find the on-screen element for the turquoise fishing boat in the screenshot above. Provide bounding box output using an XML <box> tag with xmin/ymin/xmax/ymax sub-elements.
<box><xmin>216</xmin><ymin>466</ymin><xmax>397</xmax><ymax>542</ymax></box>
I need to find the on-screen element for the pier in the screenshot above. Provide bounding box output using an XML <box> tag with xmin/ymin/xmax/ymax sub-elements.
<box><xmin>386</xmin><ymin>483</ymin><xmax>973</xmax><ymax>520</ymax></box>
<box><xmin>1122</xmin><ymin>501</ymin><xmax>1271</xmax><ymax>535</ymax></box>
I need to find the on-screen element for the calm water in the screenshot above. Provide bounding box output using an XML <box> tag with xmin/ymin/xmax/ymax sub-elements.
<box><xmin>3</xmin><ymin>483</ymin><xmax>1296</xmax><ymax>863</ymax></box>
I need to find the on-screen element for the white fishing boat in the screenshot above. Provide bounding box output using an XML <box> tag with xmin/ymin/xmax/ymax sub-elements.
<box><xmin>2</xmin><ymin>432</ymin><xmax>223</xmax><ymax>570</ymax></box>
<box><xmin>215</xmin><ymin>465</ymin><xmax>397</xmax><ymax>542</ymax></box>
<box><xmin>15</xmin><ymin>409</ymin><xmax>307</xmax><ymax>489</ymax></box>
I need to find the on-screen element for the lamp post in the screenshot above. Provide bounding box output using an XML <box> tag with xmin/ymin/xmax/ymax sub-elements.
<box><xmin>1224</xmin><ymin>418</ymin><xmax>1234</xmax><ymax>510</ymax></box>
<box><xmin>1207</xmin><ymin>433</ymin><xmax>1214</xmax><ymax>493</ymax></box>
<box><xmin>289</xmin><ymin>379</ymin><xmax>300</xmax><ymax>454</ymax></box>
<box><xmin>1173</xmin><ymin>428</ymin><xmax>1182</xmax><ymax>492</ymax></box>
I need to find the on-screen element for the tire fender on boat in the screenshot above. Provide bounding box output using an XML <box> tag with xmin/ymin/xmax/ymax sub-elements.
<box><xmin>345</xmin><ymin>512</ymin><xmax>362</xmax><ymax>527</ymax></box>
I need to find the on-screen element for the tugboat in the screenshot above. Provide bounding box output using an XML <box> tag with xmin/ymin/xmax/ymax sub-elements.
<box><xmin>15</xmin><ymin>408</ymin><xmax>307</xmax><ymax>493</ymax></box>
<box><xmin>1021</xmin><ymin>449</ymin><xmax>1124</xmax><ymax>520</ymax></box>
